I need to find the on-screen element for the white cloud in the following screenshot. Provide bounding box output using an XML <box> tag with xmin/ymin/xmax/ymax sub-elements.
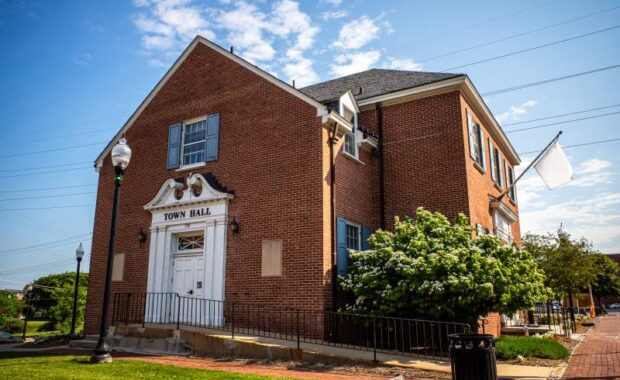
<box><xmin>72</xmin><ymin>52</ymin><xmax>91</xmax><ymax>65</ymax></box>
<box><xmin>134</xmin><ymin>0</ymin><xmax>215</xmax><ymax>54</ymax></box>
<box><xmin>322</xmin><ymin>0</ymin><xmax>343</xmax><ymax>6</ymax></box>
<box><xmin>496</xmin><ymin>100</ymin><xmax>537</xmax><ymax>123</ymax></box>
<box><xmin>577</xmin><ymin>158</ymin><xmax>611</xmax><ymax>174</ymax></box>
<box><xmin>321</xmin><ymin>10</ymin><xmax>348</xmax><ymax>21</ymax></box>
<box><xmin>332</xmin><ymin>15</ymin><xmax>380</xmax><ymax>50</ymax></box>
<box><xmin>330</xmin><ymin>50</ymin><xmax>381</xmax><ymax>77</ymax></box>
<box><xmin>217</xmin><ymin>1</ymin><xmax>275</xmax><ymax>62</ymax></box>
<box><xmin>384</xmin><ymin>57</ymin><xmax>422</xmax><ymax>71</ymax></box>
<box><xmin>284</xmin><ymin>57</ymin><xmax>319</xmax><ymax>87</ymax></box>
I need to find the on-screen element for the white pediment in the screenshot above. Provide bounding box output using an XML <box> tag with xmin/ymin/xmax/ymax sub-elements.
<box><xmin>144</xmin><ymin>173</ymin><xmax>233</xmax><ymax>212</ymax></box>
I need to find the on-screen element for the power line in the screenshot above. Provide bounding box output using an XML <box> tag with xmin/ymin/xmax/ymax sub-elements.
<box><xmin>503</xmin><ymin>103</ymin><xmax>620</xmax><ymax>126</ymax></box>
<box><xmin>417</xmin><ymin>5</ymin><xmax>620</xmax><ymax>64</ymax></box>
<box><xmin>0</xmin><ymin>184</ymin><xmax>97</xmax><ymax>194</ymax></box>
<box><xmin>482</xmin><ymin>64</ymin><xmax>620</xmax><ymax>96</ymax></box>
<box><xmin>0</xmin><ymin>166</ymin><xmax>92</xmax><ymax>179</ymax></box>
<box><xmin>441</xmin><ymin>24</ymin><xmax>620</xmax><ymax>72</ymax></box>
<box><xmin>0</xmin><ymin>191</ymin><xmax>95</xmax><ymax>202</ymax></box>
<box><xmin>506</xmin><ymin>111</ymin><xmax>620</xmax><ymax>134</ymax></box>
<box><xmin>519</xmin><ymin>137</ymin><xmax>620</xmax><ymax>155</ymax></box>
<box><xmin>0</xmin><ymin>259</ymin><xmax>75</xmax><ymax>276</ymax></box>
<box><xmin>0</xmin><ymin>233</ymin><xmax>92</xmax><ymax>254</ymax></box>
<box><xmin>0</xmin><ymin>141</ymin><xmax>105</xmax><ymax>158</ymax></box>
<box><xmin>0</xmin><ymin>128</ymin><xmax>115</xmax><ymax>147</ymax></box>
<box><xmin>0</xmin><ymin>204</ymin><xmax>94</xmax><ymax>211</ymax></box>
<box><xmin>0</xmin><ymin>278</ymin><xmax>63</xmax><ymax>290</ymax></box>
<box><xmin>0</xmin><ymin>161</ymin><xmax>92</xmax><ymax>173</ymax></box>
<box><xmin>388</xmin><ymin>0</ymin><xmax>559</xmax><ymax>51</ymax></box>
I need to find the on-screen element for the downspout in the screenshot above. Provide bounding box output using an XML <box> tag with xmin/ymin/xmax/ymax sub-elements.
<box><xmin>376</xmin><ymin>103</ymin><xmax>386</xmax><ymax>230</ymax></box>
<box><xmin>329</xmin><ymin>119</ymin><xmax>339</xmax><ymax>312</ymax></box>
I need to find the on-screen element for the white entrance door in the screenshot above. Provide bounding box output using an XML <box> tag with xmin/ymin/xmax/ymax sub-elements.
<box><xmin>173</xmin><ymin>255</ymin><xmax>204</xmax><ymax>324</ymax></box>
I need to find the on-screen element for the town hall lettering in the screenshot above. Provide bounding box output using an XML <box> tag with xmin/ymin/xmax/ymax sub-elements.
<box><xmin>164</xmin><ymin>207</ymin><xmax>211</xmax><ymax>221</ymax></box>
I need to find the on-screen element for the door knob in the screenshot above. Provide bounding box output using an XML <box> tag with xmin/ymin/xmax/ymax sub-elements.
<box><xmin>187</xmin><ymin>290</ymin><xmax>194</xmax><ymax>295</ymax></box>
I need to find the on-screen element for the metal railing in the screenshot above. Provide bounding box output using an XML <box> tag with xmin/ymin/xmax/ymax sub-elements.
<box><xmin>111</xmin><ymin>292</ymin><xmax>470</xmax><ymax>359</ymax></box>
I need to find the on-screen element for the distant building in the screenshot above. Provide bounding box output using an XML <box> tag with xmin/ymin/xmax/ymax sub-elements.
<box><xmin>85</xmin><ymin>36</ymin><xmax>521</xmax><ymax>337</ymax></box>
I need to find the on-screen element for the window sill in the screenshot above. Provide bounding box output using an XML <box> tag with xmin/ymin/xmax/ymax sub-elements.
<box><xmin>175</xmin><ymin>162</ymin><xmax>206</xmax><ymax>172</ymax></box>
<box><xmin>343</xmin><ymin>151</ymin><xmax>365</xmax><ymax>165</ymax></box>
<box><xmin>493</xmin><ymin>183</ymin><xmax>503</xmax><ymax>192</ymax></box>
<box><xmin>508</xmin><ymin>197</ymin><xmax>518</xmax><ymax>206</ymax></box>
<box><xmin>473</xmin><ymin>161</ymin><xmax>486</xmax><ymax>174</ymax></box>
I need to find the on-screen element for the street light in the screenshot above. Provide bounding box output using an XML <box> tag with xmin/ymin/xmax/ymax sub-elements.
<box><xmin>70</xmin><ymin>242</ymin><xmax>85</xmax><ymax>338</ymax></box>
<box><xmin>557</xmin><ymin>223</ymin><xmax>576</xmax><ymax>332</ymax></box>
<box><xmin>91</xmin><ymin>138</ymin><xmax>131</xmax><ymax>364</ymax></box>
<box><xmin>22</xmin><ymin>284</ymin><xmax>33</xmax><ymax>341</ymax></box>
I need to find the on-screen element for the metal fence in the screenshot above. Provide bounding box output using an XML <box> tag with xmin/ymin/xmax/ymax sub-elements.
<box><xmin>111</xmin><ymin>292</ymin><xmax>470</xmax><ymax>360</ymax></box>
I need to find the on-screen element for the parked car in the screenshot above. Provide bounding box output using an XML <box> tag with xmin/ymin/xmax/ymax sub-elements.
<box><xmin>608</xmin><ymin>303</ymin><xmax>620</xmax><ymax>311</ymax></box>
<box><xmin>0</xmin><ymin>331</ymin><xmax>23</xmax><ymax>343</ymax></box>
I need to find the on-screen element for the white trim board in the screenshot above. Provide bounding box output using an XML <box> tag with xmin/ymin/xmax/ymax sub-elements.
<box><xmin>94</xmin><ymin>36</ymin><xmax>332</xmax><ymax>171</ymax></box>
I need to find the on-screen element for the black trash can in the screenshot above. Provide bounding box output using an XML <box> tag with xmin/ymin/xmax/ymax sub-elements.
<box><xmin>448</xmin><ymin>334</ymin><xmax>497</xmax><ymax>380</ymax></box>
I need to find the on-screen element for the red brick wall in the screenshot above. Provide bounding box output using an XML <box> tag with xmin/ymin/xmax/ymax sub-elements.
<box><xmin>380</xmin><ymin>91</ymin><xmax>471</xmax><ymax>227</ymax></box>
<box><xmin>85</xmin><ymin>43</ymin><xmax>328</xmax><ymax>334</ymax></box>
<box><xmin>458</xmin><ymin>95</ymin><xmax>521</xmax><ymax>245</ymax></box>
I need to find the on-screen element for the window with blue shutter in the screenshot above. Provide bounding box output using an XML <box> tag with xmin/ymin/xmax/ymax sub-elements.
<box><xmin>336</xmin><ymin>218</ymin><xmax>348</xmax><ymax>276</ymax></box>
<box><xmin>362</xmin><ymin>226</ymin><xmax>372</xmax><ymax>250</ymax></box>
<box><xmin>205</xmin><ymin>113</ymin><xmax>219</xmax><ymax>162</ymax></box>
<box><xmin>167</xmin><ymin>123</ymin><xmax>182</xmax><ymax>169</ymax></box>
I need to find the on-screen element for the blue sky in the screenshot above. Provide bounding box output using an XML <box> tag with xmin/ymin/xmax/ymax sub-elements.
<box><xmin>1</xmin><ymin>0</ymin><xmax>619</xmax><ymax>289</ymax></box>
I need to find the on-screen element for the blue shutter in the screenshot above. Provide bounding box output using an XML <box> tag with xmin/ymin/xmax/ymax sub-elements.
<box><xmin>167</xmin><ymin>123</ymin><xmax>182</xmax><ymax>169</ymax></box>
<box><xmin>480</xmin><ymin>129</ymin><xmax>487</xmax><ymax>170</ymax></box>
<box><xmin>336</xmin><ymin>218</ymin><xmax>347</xmax><ymax>276</ymax></box>
<box><xmin>489</xmin><ymin>141</ymin><xmax>497</xmax><ymax>182</ymax></box>
<box><xmin>362</xmin><ymin>226</ymin><xmax>372</xmax><ymax>250</ymax></box>
<box><xmin>205</xmin><ymin>113</ymin><xmax>219</xmax><ymax>162</ymax></box>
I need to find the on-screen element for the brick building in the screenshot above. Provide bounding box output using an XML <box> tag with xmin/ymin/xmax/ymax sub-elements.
<box><xmin>84</xmin><ymin>36</ymin><xmax>521</xmax><ymax>337</ymax></box>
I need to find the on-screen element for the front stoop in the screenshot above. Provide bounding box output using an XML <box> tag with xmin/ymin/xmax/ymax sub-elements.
<box><xmin>109</xmin><ymin>324</ymin><xmax>559</xmax><ymax>379</ymax></box>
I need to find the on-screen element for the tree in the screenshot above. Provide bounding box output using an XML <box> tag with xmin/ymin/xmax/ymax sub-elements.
<box><xmin>522</xmin><ymin>233</ymin><xmax>595</xmax><ymax>298</ymax></box>
<box><xmin>340</xmin><ymin>208</ymin><xmax>548</xmax><ymax>328</ymax></box>
<box><xmin>589</xmin><ymin>253</ymin><xmax>620</xmax><ymax>305</ymax></box>
<box><xmin>29</xmin><ymin>272</ymin><xmax>89</xmax><ymax>333</ymax></box>
<box><xmin>0</xmin><ymin>290</ymin><xmax>23</xmax><ymax>318</ymax></box>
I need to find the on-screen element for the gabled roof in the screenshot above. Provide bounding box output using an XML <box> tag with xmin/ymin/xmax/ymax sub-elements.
<box><xmin>300</xmin><ymin>69</ymin><xmax>463</xmax><ymax>103</ymax></box>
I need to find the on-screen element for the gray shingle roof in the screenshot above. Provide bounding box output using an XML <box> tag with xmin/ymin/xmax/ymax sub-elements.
<box><xmin>299</xmin><ymin>69</ymin><xmax>463</xmax><ymax>103</ymax></box>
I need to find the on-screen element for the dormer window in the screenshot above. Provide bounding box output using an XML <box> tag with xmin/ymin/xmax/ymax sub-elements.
<box><xmin>342</xmin><ymin>104</ymin><xmax>358</xmax><ymax>158</ymax></box>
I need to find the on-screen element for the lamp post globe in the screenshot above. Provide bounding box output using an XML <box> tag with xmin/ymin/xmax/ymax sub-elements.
<box><xmin>70</xmin><ymin>243</ymin><xmax>85</xmax><ymax>338</ymax></box>
<box><xmin>91</xmin><ymin>138</ymin><xmax>131</xmax><ymax>364</ymax></box>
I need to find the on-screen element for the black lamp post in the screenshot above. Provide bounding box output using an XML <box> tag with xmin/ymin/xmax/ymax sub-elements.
<box><xmin>22</xmin><ymin>284</ymin><xmax>33</xmax><ymax>341</ymax></box>
<box><xmin>70</xmin><ymin>242</ymin><xmax>85</xmax><ymax>338</ymax></box>
<box><xmin>558</xmin><ymin>223</ymin><xmax>576</xmax><ymax>332</ymax></box>
<box><xmin>91</xmin><ymin>138</ymin><xmax>131</xmax><ymax>364</ymax></box>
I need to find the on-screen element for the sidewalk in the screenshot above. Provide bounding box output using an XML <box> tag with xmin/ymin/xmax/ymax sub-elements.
<box><xmin>562</xmin><ymin>315</ymin><xmax>620</xmax><ymax>379</ymax></box>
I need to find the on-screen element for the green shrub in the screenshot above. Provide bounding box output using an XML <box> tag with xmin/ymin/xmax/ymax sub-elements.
<box><xmin>495</xmin><ymin>336</ymin><xmax>569</xmax><ymax>360</ymax></box>
<box><xmin>0</xmin><ymin>316</ymin><xmax>23</xmax><ymax>334</ymax></box>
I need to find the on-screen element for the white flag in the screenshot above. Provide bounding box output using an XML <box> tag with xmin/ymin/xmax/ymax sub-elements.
<box><xmin>534</xmin><ymin>141</ymin><xmax>573</xmax><ymax>189</ymax></box>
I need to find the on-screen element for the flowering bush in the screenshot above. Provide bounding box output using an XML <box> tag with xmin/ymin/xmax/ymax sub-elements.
<box><xmin>340</xmin><ymin>208</ymin><xmax>549</xmax><ymax>328</ymax></box>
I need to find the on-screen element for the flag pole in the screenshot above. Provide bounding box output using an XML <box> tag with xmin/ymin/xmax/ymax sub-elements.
<box><xmin>498</xmin><ymin>131</ymin><xmax>562</xmax><ymax>201</ymax></box>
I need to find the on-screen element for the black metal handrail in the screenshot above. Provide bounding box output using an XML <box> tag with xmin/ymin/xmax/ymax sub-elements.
<box><xmin>111</xmin><ymin>292</ymin><xmax>470</xmax><ymax>359</ymax></box>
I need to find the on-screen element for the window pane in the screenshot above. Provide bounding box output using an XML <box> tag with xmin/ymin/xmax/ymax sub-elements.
<box><xmin>183</xmin><ymin>120</ymin><xmax>207</xmax><ymax>165</ymax></box>
<box><xmin>344</xmin><ymin>132</ymin><xmax>355</xmax><ymax>155</ymax></box>
<box><xmin>177</xmin><ymin>234</ymin><xmax>205</xmax><ymax>251</ymax></box>
<box><xmin>346</xmin><ymin>224</ymin><xmax>360</xmax><ymax>251</ymax></box>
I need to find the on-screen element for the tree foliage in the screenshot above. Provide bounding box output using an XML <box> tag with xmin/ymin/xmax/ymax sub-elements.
<box><xmin>28</xmin><ymin>272</ymin><xmax>89</xmax><ymax>333</ymax></box>
<box><xmin>340</xmin><ymin>208</ymin><xmax>548</xmax><ymax>327</ymax></box>
<box><xmin>0</xmin><ymin>290</ymin><xmax>23</xmax><ymax>318</ymax></box>
<box><xmin>589</xmin><ymin>253</ymin><xmax>620</xmax><ymax>300</ymax></box>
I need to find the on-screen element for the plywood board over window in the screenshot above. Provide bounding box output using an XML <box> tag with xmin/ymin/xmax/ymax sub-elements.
<box><xmin>261</xmin><ymin>239</ymin><xmax>282</xmax><ymax>277</ymax></box>
<box><xmin>112</xmin><ymin>252</ymin><xmax>125</xmax><ymax>282</ymax></box>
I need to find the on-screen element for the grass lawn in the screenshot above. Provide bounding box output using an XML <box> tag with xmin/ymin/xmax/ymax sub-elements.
<box><xmin>495</xmin><ymin>336</ymin><xmax>569</xmax><ymax>360</ymax></box>
<box><xmin>0</xmin><ymin>352</ymin><xmax>291</xmax><ymax>380</ymax></box>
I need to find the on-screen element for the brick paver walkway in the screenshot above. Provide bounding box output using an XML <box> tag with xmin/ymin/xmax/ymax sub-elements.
<box><xmin>562</xmin><ymin>315</ymin><xmax>620</xmax><ymax>379</ymax></box>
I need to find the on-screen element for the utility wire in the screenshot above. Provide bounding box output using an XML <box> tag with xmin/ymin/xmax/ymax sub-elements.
<box><xmin>0</xmin><ymin>191</ymin><xmax>95</xmax><ymax>202</ymax></box>
<box><xmin>506</xmin><ymin>111</ymin><xmax>620</xmax><ymax>134</ymax></box>
<box><xmin>0</xmin><ymin>127</ymin><xmax>115</xmax><ymax>147</ymax></box>
<box><xmin>518</xmin><ymin>137</ymin><xmax>620</xmax><ymax>155</ymax></box>
<box><xmin>482</xmin><ymin>64</ymin><xmax>620</xmax><ymax>96</ymax></box>
<box><xmin>417</xmin><ymin>5</ymin><xmax>620</xmax><ymax>64</ymax></box>
<box><xmin>0</xmin><ymin>166</ymin><xmax>92</xmax><ymax>178</ymax></box>
<box><xmin>0</xmin><ymin>233</ymin><xmax>92</xmax><ymax>254</ymax></box>
<box><xmin>0</xmin><ymin>278</ymin><xmax>63</xmax><ymax>290</ymax></box>
<box><xmin>503</xmin><ymin>103</ymin><xmax>620</xmax><ymax>126</ymax></box>
<box><xmin>0</xmin><ymin>184</ymin><xmax>97</xmax><ymax>194</ymax></box>
<box><xmin>0</xmin><ymin>259</ymin><xmax>75</xmax><ymax>276</ymax></box>
<box><xmin>388</xmin><ymin>0</ymin><xmax>559</xmax><ymax>51</ymax></box>
<box><xmin>441</xmin><ymin>24</ymin><xmax>620</xmax><ymax>72</ymax></box>
<box><xmin>0</xmin><ymin>204</ymin><xmax>94</xmax><ymax>211</ymax></box>
<box><xmin>0</xmin><ymin>141</ymin><xmax>105</xmax><ymax>158</ymax></box>
<box><xmin>0</xmin><ymin>161</ymin><xmax>92</xmax><ymax>173</ymax></box>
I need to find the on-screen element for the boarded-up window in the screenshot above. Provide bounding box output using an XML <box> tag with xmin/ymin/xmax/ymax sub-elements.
<box><xmin>261</xmin><ymin>240</ymin><xmax>282</xmax><ymax>277</ymax></box>
<box><xmin>112</xmin><ymin>252</ymin><xmax>125</xmax><ymax>282</ymax></box>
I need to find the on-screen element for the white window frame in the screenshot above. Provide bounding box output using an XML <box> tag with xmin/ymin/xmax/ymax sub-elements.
<box><xmin>507</xmin><ymin>165</ymin><xmax>517</xmax><ymax>202</ymax></box>
<box><xmin>345</xmin><ymin>221</ymin><xmax>361</xmax><ymax>252</ymax></box>
<box><xmin>467</xmin><ymin>111</ymin><xmax>484</xmax><ymax>167</ymax></box>
<box><xmin>180</xmin><ymin>116</ymin><xmax>208</xmax><ymax>169</ymax></box>
<box><xmin>493</xmin><ymin>212</ymin><xmax>512</xmax><ymax>246</ymax></box>
<box><xmin>174</xmin><ymin>231</ymin><xmax>205</xmax><ymax>256</ymax></box>
<box><xmin>342</xmin><ymin>104</ymin><xmax>359</xmax><ymax>159</ymax></box>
